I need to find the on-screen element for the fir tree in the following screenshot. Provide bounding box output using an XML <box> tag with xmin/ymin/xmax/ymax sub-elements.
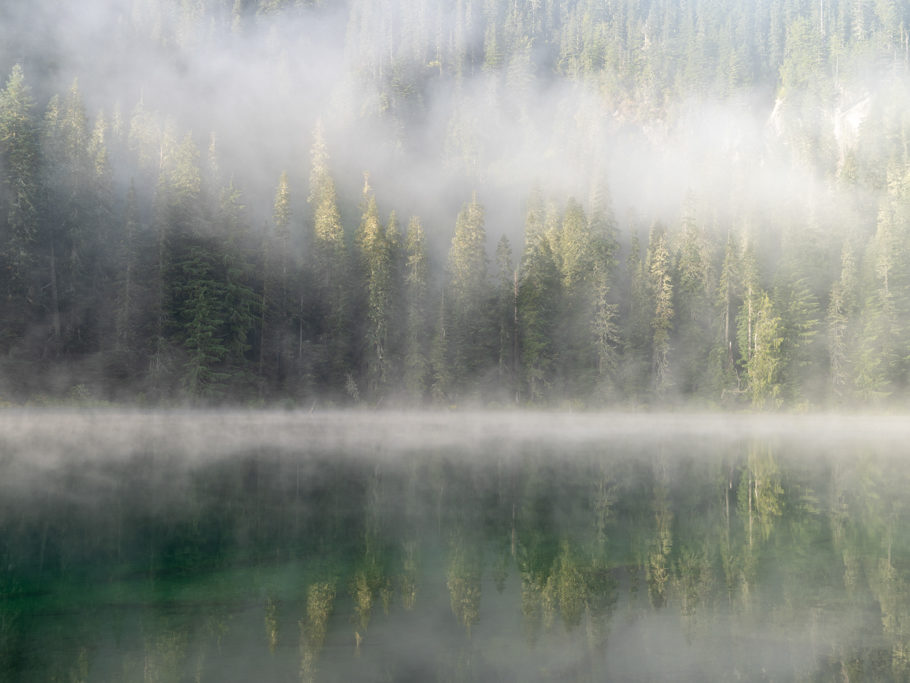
<box><xmin>648</xmin><ymin>225</ymin><xmax>674</xmax><ymax>399</ymax></box>
<box><xmin>403</xmin><ymin>216</ymin><xmax>431</xmax><ymax>400</ymax></box>
<box><xmin>356</xmin><ymin>182</ymin><xmax>394</xmax><ymax>398</ymax></box>
<box><xmin>0</xmin><ymin>65</ymin><xmax>40</xmax><ymax>355</ymax></box>
<box><xmin>447</xmin><ymin>194</ymin><xmax>493</xmax><ymax>397</ymax></box>
<box><xmin>308</xmin><ymin>123</ymin><xmax>349</xmax><ymax>395</ymax></box>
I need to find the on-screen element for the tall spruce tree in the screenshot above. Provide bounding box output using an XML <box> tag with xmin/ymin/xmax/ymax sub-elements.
<box><xmin>447</xmin><ymin>194</ymin><xmax>493</xmax><ymax>397</ymax></box>
<box><xmin>673</xmin><ymin>201</ymin><xmax>716</xmax><ymax>399</ymax></box>
<box><xmin>356</xmin><ymin>182</ymin><xmax>394</xmax><ymax>398</ymax></box>
<box><xmin>0</xmin><ymin>65</ymin><xmax>40</xmax><ymax>358</ymax></box>
<box><xmin>495</xmin><ymin>235</ymin><xmax>517</xmax><ymax>401</ymax></box>
<box><xmin>403</xmin><ymin>216</ymin><xmax>431</xmax><ymax>400</ymax></box>
<box><xmin>747</xmin><ymin>292</ymin><xmax>783</xmax><ymax>409</ymax></box>
<box><xmin>308</xmin><ymin>123</ymin><xmax>349</xmax><ymax>395</ymax></box>
<box><xmin>648</xmin><ymin>225</ymin><xmax>674</xmax><ymax>399</ymax></box>
<box><xmin>518</xmin><ymin>200</ymin><xmax>561</xmax><ymax>403</ymax></box>
<box><xmin>260</xmin><ymin>171</ymin><xmax>293</xmax><ymax>391</ymax></box>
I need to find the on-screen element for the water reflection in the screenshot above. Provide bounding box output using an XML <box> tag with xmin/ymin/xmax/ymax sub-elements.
<box><xmin>1</xmin><ymin>413</ymin><xmax>910</xmax><ymax>680</ymax></box>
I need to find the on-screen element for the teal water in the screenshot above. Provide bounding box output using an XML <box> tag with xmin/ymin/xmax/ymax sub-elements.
<box><xmin>1</xmin><ymin>412</ymin><xmax>909</xmax><ymax>681</ymax></box>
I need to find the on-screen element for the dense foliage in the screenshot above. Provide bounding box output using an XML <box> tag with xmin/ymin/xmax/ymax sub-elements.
<box><xmin>2</xmin><ymin>0</ymin><xmax>910</xmax><ymax>407</ymax></box>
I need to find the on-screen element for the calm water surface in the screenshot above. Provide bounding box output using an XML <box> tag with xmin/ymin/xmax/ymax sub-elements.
<box><xmin>1</xmin><ymin>411</ymin><xmax>909</xmax><ymax>682</ymax></box>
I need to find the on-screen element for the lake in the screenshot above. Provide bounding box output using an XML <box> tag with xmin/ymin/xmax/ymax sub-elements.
<box><xmin>2</xmin><ymin>411</ymin><xmax>909</xmax><ymax>681</ymax></box>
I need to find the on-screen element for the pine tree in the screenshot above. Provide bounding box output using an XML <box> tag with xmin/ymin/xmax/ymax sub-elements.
<box><xmin>827</xmin><ymin>280</ymin><xmax>849</xmax><ymax>402</ymax></box>
<box><xmin>308</xmin><ymin>123</ymin><xmax>349</xmax><ymax>395</ymax></box>
<box><xmin>736</xmin><ymin>240</ymin><xmax>761</xmax><ymax>381</ymax></box>
<box><xmin>551</xmin><ymin>197</ymin><xmax>606</xmax><ymax>396</ymax></box>
<box><xmin>648</xmin><ymin>225</ymin><xmax>674</xmax><ymax>399</ymax></box>
<box><xmin>113</xmin><ymin>181</ymin><xmax>139</xmax><ymax>363</ymax></box>
<box><xmin>854</xmin><ymin>200</ymin><xmax>905</xmax><ymax>401</ymax></box>
<box><xmin>260</xmin><ymin>171</ymin><xmax>294</xmax><ymax>390</ymax></box>
<box><xmin>430</xmin><ymin>286</ymin><xmax>453</xmax><ymax>402</ymax></box>
<box><xmin>773</xmin><ymin>276</ymin><xmax>820</xmax><ymax>405</ymax></box>
<box><xmin>827</xmin><ymin>241</ymin><xmax>859</xmax><ymax>402</ymax></box>
<box><xmin>385</xmin><ymin>210</ymin><xmax>405</xmax><ymax>391</ymax></box>
<box><xmin>495</xmin><ymin>235</ymin><xmax>517</xmax><ymax>401</ymax></box>
<box><xmin>674</xmin><ymin>201</ymin><xmax>716</xmax><ymax>399</ymax></box>
<box><xmin>447</xmin><ymin>194</ymin><xmax>493</xmax><ymax>397</ymax></box>
<box><xmin>356</xmin><ymin>182</ymin><xmax>394</xmax><ymax>398</ymax></box>
<box><xmin>0</xmin><ymin>65</ymin><xmax>40</xmax><ymax>355</ymax></box>
<box><xmin>622</xmin><ymin>230</ymin><xmax>652</xmax><ymax>400</ymax></box>
<box><xmin>177</xmin><ymin>253</ymin><xmax>230</xmax><ymax>399</ymax></box>
<box><xmin>588</xmin><ymin>189</ymin><xmax>620</xmax><ymax>395</ymax></box>
<box><xmin>41</xmin><ymin>81</ymin><xmax>101</xmax><ymax>357</ymax></box>
<box><xmin>747</xmin><ymin>292</ymin><xmax>783</xmax><ymax>409</ymax></box>
<box><xmin>403</xmin><ymin>216</ymin><xmax>431</xmax><ymax>400</ymax></box>
<box><xmin>87</xmin><ymin>111</ymin><xmax>116</xmax><ymax>361</ymax></box>
<box><xmin>717</xmin><ymin>232</ymin><xmax>742</xmax><ymax>399</ymax></box>
<box><xmin>518</xmin><ymin>209</ymin><xmax>560</xmax><ymax>403</ymax></box>
<box><xmin>217</xmin><ymin>181</ymin><xmax>257</xmax><ymax>391</ymax></box>
<box><xmin>155</xmin><ymin>130</ymin><xmax>216</xmax><ymax>398</ymax></box>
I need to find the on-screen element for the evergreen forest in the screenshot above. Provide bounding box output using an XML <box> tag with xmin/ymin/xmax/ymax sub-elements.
<box><xmin>2</xmin><ymin>0</ymin><xmax>910</xmax><ymax>408</ymax></box>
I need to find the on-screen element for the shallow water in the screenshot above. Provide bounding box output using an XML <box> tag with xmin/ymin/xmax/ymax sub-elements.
<box><xmin>2</xmin><ymin>411</ymin><xmax>909</xmax><ymax>681</ymax></box>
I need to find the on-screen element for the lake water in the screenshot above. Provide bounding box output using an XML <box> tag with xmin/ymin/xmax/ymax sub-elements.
<box><xmin>2</xmin><ymin>411</ymin><xmax>910</xmax><ymax>681</ymax></box>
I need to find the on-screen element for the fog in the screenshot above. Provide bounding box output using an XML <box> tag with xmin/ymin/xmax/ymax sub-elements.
<box><xmin>6</xmin><ymin>5</ymin><xmax>910</xmax><ymax>674</ymax></box>
<box><xmin>3</xmin><ymin>410</ymin><xmax>910</xmax><ymax>681</ymax></box>
<box><xmin>2</xmin><ymin>0</ymin><xmax>896</xmax><ymax>252</ymax></box>
<box><xmin>3</xmin><ymin>409</ymin><xmax>910</xmax><ymax>465</ymax></box>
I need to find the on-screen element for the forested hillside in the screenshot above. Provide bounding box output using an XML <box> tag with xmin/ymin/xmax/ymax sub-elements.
<box><xmin>1</xmin><ymin>0</ymin><xmax>909</xmax><ymax>407</ymax></box>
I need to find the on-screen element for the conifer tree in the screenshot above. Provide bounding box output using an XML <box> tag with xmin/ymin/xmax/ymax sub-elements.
<box><xmin>0</xmin><ymin>65</ymin><xmax>40</xmax><ymax>355</ymax></box>
<box><xmin>447</xmin><ymin>194</ymin><xmax>493</xmax><ymax>396</ymax></box>
<box><xmin>717</xmin><ymin>232</ymin><xmax>742</xmax><ymax>398</ymax></box>
<box><xmin>674</xmin><ymin>201</ymin><xmax>716</xmax><ymax>398</ymax></box>
<box><xmin>308</xmin><ymin>123</ymin><xmax>349</xmax><ymax>394</ymax></box>
<box><xmin>622</xmin><ymin>230</ymin><xmax>652</xmax><ymax>400</ymax></box>
<box><xmin>403</xmin><ymin>216</ymin><xmax>431</xmax><ymax>400</ymax></box>
<box><xmin>113</xmin><ymin>181</ymin><xmax>139</xmax><ymax>361</ymax></box>
<box><xmin>648</xmin><ymin>225</ymin><xmax>674</xmax><ymax>399</ymax></box>
<box><xmin>773</xmin><ymin>276</ymin><xmax>820</xmax><ymax>404</ymax></box>
<box><xmin>217</xmin><ymin>181</ymin><xmax>257</xmax><ymax>389</ymax></box>
<box><xmin>855</xmin><ymin>200</ymin><xmax>906</xmax><ymax>401</ymax></box>
<box><xmin>430</xmin><ymin>286</ymin><xmax>452</xmax><ymax>402</ymax></box>
<box><xmin>550</xmin><ymin>198</ymin><xmax>594</xmax><ymax>395</ymax></box>
<box><xmin>384</xmin><ymin>210</ymin><xmax>405</xmax><ymax>393</ymax></box>
<box><xmin>41</xmin><ymin>81</ymin><xmax>102</xmax><ymax>357</ymax></box>
<box><xmin>356</xmin><ymin>182</ymin><xmax>394</xmax><ymax>397</ymax></box>
<box><xmin>518</xmin><ymin>204</ymin><xmax>560</xmax><ymax>403</ymax></box>
<box><xmin>747</xmin><ymin>293</ymin><xmax>783</xmax><ymax>409</ymax></box>
<box><xmin>495</xmin><ymin>235</ymin><xmax>517</xmax><ymax>401</ymax></box>
<box><xmin>827</xmin><ymin>241</ymin><xmax>859</xmax><ymax>402</ymax></box>
<box><xmin>827</xmin><ymin>280</ymin><xmax>849</xmax><ymax>402</ymax></box>
<box><xmin>260</xmin><ymin>171</ymin><xmax>293</xmax><ymax>389</ymax></box>
<box><xmin>736</xmin><ymin>240</ymin><xmax>761</xmax><ymax>379</ymax></box>
<box><xmin>588</xmin><ymin>190</ymin><xmax>620</xmax><ymax>394</ymax></box>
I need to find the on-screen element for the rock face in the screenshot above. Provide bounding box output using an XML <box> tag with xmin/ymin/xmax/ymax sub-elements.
<box><xmin>765</xmin><ymin>88</ymin><xmax>872</xmax><ymax>170</ymax></box>
<box><xmin>833</xmin><ymin>93</ymin><xmax>872</xmax><ymax>165</ymax></box>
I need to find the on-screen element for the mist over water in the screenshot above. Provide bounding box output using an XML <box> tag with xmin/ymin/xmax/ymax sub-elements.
<box><xmin>3</xmin><ymin>412</ymin><xmax>910</xmax><ymax>681</ymax></box>
<box><xmin>4</xmin><ymin>410</ymin><xmax>909</xmax><ymax>462</ymax></box>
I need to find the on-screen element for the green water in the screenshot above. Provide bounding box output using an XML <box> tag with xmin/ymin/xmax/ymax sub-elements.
<box><xmin>1</xmin><ymin>412</ymin><xmax>909</xmax><ymax>681</ymax></box>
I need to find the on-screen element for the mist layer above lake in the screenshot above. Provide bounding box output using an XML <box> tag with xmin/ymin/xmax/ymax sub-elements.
<box><xmin>1</xmin><ymin>411</ymin><xmax>908</xmax><ymax>681</ymax></box>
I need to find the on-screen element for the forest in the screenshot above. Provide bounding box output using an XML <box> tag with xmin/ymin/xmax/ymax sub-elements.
<box><xmin>1</xmin><ymin>0</ymin><xmax>910</xmax><ymax>408</ymax></box>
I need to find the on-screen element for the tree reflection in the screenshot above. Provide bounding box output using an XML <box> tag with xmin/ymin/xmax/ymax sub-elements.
<box><xmin>8</xmin><ymin>434</ymin><xmax>910</xmax><ymax>680</ymax></box>
<box><xmin>299</xmin><ymin>580</ymin><xmax>336</xmax><ymax>683</ymax></box>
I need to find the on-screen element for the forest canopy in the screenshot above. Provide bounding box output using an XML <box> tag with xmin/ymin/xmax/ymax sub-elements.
<box><xmin>1</xmin><ymin>0</ymin><xmax>909</xmax><ymax>408</ymax></box>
